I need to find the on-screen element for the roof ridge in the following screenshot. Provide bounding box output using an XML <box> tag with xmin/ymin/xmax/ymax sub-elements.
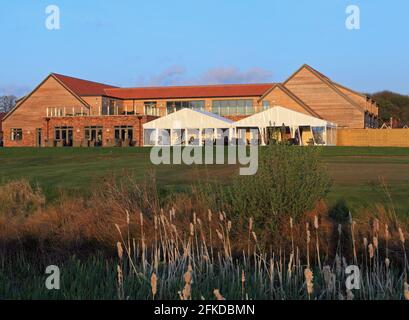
<box><xmin>105</xmin><ymin>82</ymin><xmax>275</xmax><ymax>91</ymax></box>
<box><xmin>51</xmin><ymin>73</ymin><xmax>118</xmax><ymax>88</ymax></box>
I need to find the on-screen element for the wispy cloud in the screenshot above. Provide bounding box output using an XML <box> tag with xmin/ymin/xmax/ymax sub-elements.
<box><xmin>135</xmin><ymin>65</ymin><xmax>273</xmax><ymax>87</ymax></box>
<box><xmin>199</xmin><ymin>67</ymin><xmax>273</xmax><ymax>84</ymax></box>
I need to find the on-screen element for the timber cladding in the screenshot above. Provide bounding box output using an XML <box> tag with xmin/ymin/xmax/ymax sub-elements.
<box><xmin>284</xmin><ymin>66</ymin><xmax>365</xmax><ymax>129</ymax></box>
<box><xmin>337</xmin><ymin>129</ymin><xmax>409</xmax><ymax>147</ymax></box>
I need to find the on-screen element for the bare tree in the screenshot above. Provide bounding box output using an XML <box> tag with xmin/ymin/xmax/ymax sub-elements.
<box><xmin>0</xmin><ymin>95</ymin><xmax>17</xmax><ymax>113</ymax></box>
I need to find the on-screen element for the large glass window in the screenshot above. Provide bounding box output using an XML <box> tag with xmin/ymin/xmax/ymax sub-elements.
<box><xmin>85</xmin><ymin>126</ymin><xmax>103</xmax><ymax>147</ymax></box>
<box><xmin>144</xmin><ymin>102</ymin><xmax>160</xmax><ymax>116</ymax></box>
<box><xmin>114</xmin><ymin>126</ymin><xmax>133</xmax><ymax>146</ymax></box>
<box><xmin>54</xmin><ymin>126</ymin><xmax>73</xmax><ymax>147</ymax></box>
<box><xmin>11</xmin><ymin>128</ymin><xmax>23</xmax><ymax>141</ymax></box>
<box><xmin>166</xmin><ymin>100</ymin><xmax>205</xmax><ymax>114</ymax></box>
<box><xmin>212</xmin><ymin>99</ymin><xmax>254</xmax><ymax>115</ymax></box>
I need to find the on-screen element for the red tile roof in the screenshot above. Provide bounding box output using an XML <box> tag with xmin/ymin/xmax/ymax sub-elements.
<box><xmin>52</xmin><ymin>73</ymin><xmax>118</xmax><ymax>96</ymax></box>
<box><xmin>104</xmin><ymin>83</ymin><xmax>274</xmax><ymax>100</ymax></box>
<box><xmin>51</xmin><ymin>73</ymin><xmax>274</xmax><ymax>100</ymax></box>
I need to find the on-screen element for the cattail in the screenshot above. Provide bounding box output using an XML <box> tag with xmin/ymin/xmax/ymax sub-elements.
<box><xmin>151</xmin><ymin>273</ymin><xmax>157</xmax><ymax>299</ymax></box>
<box><xmin>373</xmin><ymin>236</ymin><xmax>379</xmax><ymax>250</ymax></box>
<box><xmin>252</xmin><ymin>231</ymin><xmax>258</xmax><ymax>242</ymax></box>
<box><xmin>404</xmin><ymin>282</ymin><xmax>409</xmax><ymax>300</ymax></box>
<box><xmin>154</xmin><ymin>215</ymin><xmax>158</xmax><ymax>230</ymax></box>
<box><xmin>290</xmin><ymin>217</ymin><xmax>293</xmax><ymax>229</ymax></box>
<box><xmin>241</xmin><ymin>270</ymin><xmax>246</xmax><ymax>299</ymax></box>
<box><xmin>385</xmin><ymin>258</ymin><xmax>390</xmax><ymax>269</ymax></box>
<box><xmin>373</xmin><ymin>218</ymin><xmax>379</xmax><ymax>235</ymax></box>
<box><xmin>193</xmin><ymin>212</ymin><xmax>197</xmax><ymax>225</ymax></box>
<box><xmin>249</xmin><ymin>217</ymin><xmax>253</xmax><ymax>231</ymax></box>
<box><xmin>335</xmin><ymin>254</ymin><xmax>342</xmax><ymax>274</ymax></box>
<box><xmin>213</xmin><ymin>289</ymin><xmax>225</xmax><ymax>300</ymax></box>
<box><xmin>117</xmin><ymin>264</ymin><xmax>124</xmax><ymax>300</ymax></box>
<box><xmin>117</xmin><ymin>242</ymin><xmax>123</xmax><ymax>260</ymax></box>
<box><xmin>126</xmin><ymin>210</ymin><xmax>130</xmax><ymax>225</ymax></box>
<box><xmin>306</xmin><ymin>223</ymin><xmax>311</xmax><ymax>244</ymax></box>
<box><xmin>227</xmin><ymin>221</ymin><xmax>232</xmax><ymax>232</ymax></box>
<box><xmin>304</xmin><ymin>268</ymin><xmax>314</xmax><ymax>296</ymax></box>
<box><xmin>338</xmin><ymin>224</ymin><xmax>342</xmax><ymax>236</ymax></box>
<box><xmin>385</xmin><ymin>224</ymin><xmax>390</xmax><ymax>240</ymax></box>
<box><xmin>398</xmin><ymin>227</ymin><xmax>405</xmax><ymax>244</ymax></box>
<box><xmin>368</xmin><ymin>244</ymin><xmax>374</xmax><ymax>259</ymax></box>
<box><xmin>323</xmin><ymin>266</ymin><xmax>333</xmax><ymax>289</ymax></box>
<box><xmin>314</xmin><ymin>215</ymin><xmax>319</xmax><ymax>230</ymax></box>
<box><xmin>208</xmin><ymin>209</ymin><xmax>212</xmax><ymax>222</ymax></box>
<box><xmin>346</xmin><ymin>289</ymin><xmax>354</xmax><ymax>300</ymax></box>
<box><xmin>190</xmin><ymin>223</ymin><xmax>194</xmax><ymax>236</ymax></box>
<box><xmin>182</xmin><ymin>266</ymin><xmax>193</xmax><ymax>300</ymax></box>
<box><xmin>140</xmin><ymin>211</ymin><xmax>144</xmax><ymax>227</ymax></box>
<box><xmin>216</xmin><ymin>229</ymin><xmax>223</xmax><ymax>241</ymax></box>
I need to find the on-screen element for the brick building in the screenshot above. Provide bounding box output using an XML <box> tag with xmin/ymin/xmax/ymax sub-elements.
<box><xmin>1</xmin><ymin>64</ymin><xmax>379</xmax><ymax>147</ymax></box>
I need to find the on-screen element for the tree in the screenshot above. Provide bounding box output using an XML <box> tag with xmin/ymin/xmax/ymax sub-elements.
<box><xmin>370</xmin><ymin>91</ymin><xmax>409</xmax><ymax>127</ymax></box>
<box><xmin>0</xmin><ymin>95</ymin><xmax>17</xmax><ymax>113</ymax></box>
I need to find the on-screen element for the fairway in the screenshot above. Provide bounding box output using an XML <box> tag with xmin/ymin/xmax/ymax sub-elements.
<box><xmin>1</xmin><ymin>146</ymin><xmax>409</xmax><ymax>216</ymax></box>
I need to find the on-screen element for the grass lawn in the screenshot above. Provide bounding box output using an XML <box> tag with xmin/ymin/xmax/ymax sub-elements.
<box><xmin>1</xmin><ymin>146</ymin><xmax>409</xmax><ymax>216</ymax></box>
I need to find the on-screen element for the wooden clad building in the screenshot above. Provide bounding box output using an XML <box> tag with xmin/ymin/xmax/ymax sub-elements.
<box><xmin>1</xmin><ymin>64</ymin><xmax>379</xmax><ymax>147</ymax></box>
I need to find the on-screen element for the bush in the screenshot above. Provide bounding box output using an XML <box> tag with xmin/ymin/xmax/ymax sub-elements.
<box><xmin>329</xmin><ymin>199</ymin><xmax>350</xmax><ymax>223</ymax></box>
<box><xmin>197</xmin><ymin>145</ymin><xmax>331</xmax><ymax>233</ymax></box>
<box><xmin>0</xmin><ymin>180</ymin><xmax>45</xmax><ymax>218</ymax></box>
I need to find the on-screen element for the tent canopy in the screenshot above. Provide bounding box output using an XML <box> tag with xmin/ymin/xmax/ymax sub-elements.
<box><xmin>234</xmin><ymin>106</ymin><xmax>335</xmax><ymax>128</ymax></box>
<box><xmin>143</xmin><ymin>108</ymin><xmax>234</xmax><ymax>130</ymax></box>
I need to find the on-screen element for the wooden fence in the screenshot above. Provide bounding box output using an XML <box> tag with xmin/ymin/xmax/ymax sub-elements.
<box><xmin>337</xmin><ymin>129</ymin><xmax>409</xmax><ymax>147</ymax></box>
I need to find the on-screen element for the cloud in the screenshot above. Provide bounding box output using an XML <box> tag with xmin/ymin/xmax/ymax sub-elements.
<box><xmin>199</xmin><ymin>67</ymin><xmax>273</xmax><ymax>84</ymax></box>
<box><xmin>135</xmin><ymin>65</ymin><xmax>273</xmax><ymax>87</ymax></box>
<box><xmin>149</xmin><ymin>65</ymin><xmax>187</xmax><ymax>86</ymax></box>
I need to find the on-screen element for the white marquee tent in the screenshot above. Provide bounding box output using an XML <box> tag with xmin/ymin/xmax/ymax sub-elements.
<box><xmin>143</xmin><ymin>108</ymin><xmax>234</xmax><ymax>146</ymax></box>
<box><xmin>234</xmin><ymin>106</ymin><xmax>337</xmax><ymax>146</ymax></box>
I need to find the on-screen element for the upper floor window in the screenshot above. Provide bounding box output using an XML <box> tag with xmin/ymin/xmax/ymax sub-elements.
<box><xmin>166</xmin><ymin>100</ymin><xmax>205</xmax><ymax>114</ymax></box>
<box><xmin>212</xmin><ymin>99</ymin><xmax>254</xmax><ymax>116</ymax></box>
<box><xmin>11</xmin><ymin>128</ymin><xmax>23</xmax><ymax>141</ymax></box>
<box><xmin>262</xmin><ymin>100</ymin><xmax>270</xmax><ymax>111</ymax></box>
<box><xmin>144</xmin><ymin>102</ymin><xmax>160</xmax><ymax>116</ymax></box>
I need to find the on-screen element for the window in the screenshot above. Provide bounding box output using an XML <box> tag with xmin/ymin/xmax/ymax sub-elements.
<box><xmin>212</xmin><ymin>99</ymin><xmax>254</xmax><ymax>115</ymax></box>
<box><xmin>114</xmin><ymin>126</ymin><xmax>133</xmax><ymax>145</ymax></box>
<box><xmin>11</xmin><ymin>128</ymin><xmax>23</xmax><ymax>141</ymax></box>
<box><xmin>262</xmin><ymin>100</ymin><xmax>270</xmax><ymax>111</ymax></box>
<box><xmin>54</xmin><ymin>126</ymin><xmax>74</xmax><ymax>147</ymax></box>
<box><xmin>85</xmin><ymin>126</ymin><xmax>103</xmax><ymax>146</ymax></box>
<box><xmin>166</xmin><ymin>100</ymin><xmax>205</xmax><ymax>114</ymax></box>
<box><xmin>144</xmin><ymin>102</ymin><xmax>160</xmax><ymax>116</ymax></box>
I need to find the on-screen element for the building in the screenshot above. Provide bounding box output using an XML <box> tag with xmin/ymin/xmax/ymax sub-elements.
<box><xmin>1</xmin><ymin>64</ymin><xmax>379</xmax><ymax>147</ymax></box>
<box><xmin>0</xmin><ymin>112</ymin><xmax>6</xmax><ymax>146</ymax></box>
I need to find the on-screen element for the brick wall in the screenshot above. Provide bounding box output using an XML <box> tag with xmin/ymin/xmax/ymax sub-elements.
<box><xmin>8</xmin><ymin>115</ymin><xmax>158</xmax><ymax>147</ymax></box>
<box><xmin>337</xmin><ymin>129</ymin><xmax>409</xmax><ymax>147</ymax></box>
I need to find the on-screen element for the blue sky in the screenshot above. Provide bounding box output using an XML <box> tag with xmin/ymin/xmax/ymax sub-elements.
<box><xmin>0</xmin><ymin>0</ymin><xmax>408</xmax><ymax>97</ymax></box>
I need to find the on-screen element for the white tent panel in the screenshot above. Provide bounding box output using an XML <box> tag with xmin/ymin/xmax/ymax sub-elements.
<box><xmin>234</xmin><ymin>106</ymin><xmax>335</xmax><ymax>128</ymax></box>
<box><xmin>143</xmin><ymin>108</ymin><xmax>234</xmax><ymax>130</ymax></box>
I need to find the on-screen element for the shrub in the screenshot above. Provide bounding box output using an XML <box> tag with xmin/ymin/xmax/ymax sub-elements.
<box><xmin>0</xmin><ymin>180</ymin><xmax>45</xmax><ymax>218</ymax></box>
<box><xmin>196</xmin><ymin>145</ymin><xmax>332</xmax><ymax>233</ymax></box>
<box><xmin>329</xmin><ymin>199</ymin><xmax>350</xmax><ymax>223</ymax></box>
